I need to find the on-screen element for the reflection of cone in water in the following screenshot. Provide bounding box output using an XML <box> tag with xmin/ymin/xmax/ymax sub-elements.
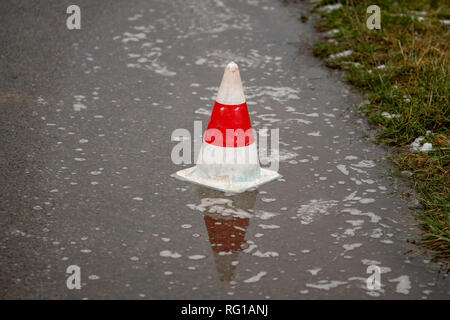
<box><xmin>211</xmin><ymin>251</ymin><xmax>240</xmax><ymax>283</ymax></box>
<box><xmin>175</xmin><ymin>62</ymin><xmax>281</xmax><ymax>193</ymax></box>
<box><xmin>204</xmin><ymin>215</ymin><xmax>249</xmax><ymax>253</ymax></box>
<box><xmin>198</xmin><ymin>187</ymin><xmax>257</xmax><ymax>282</ymax></box>
<box><xmin>204</xmin><ymin>216</ymin><xmax>248</xmax><ymax>282</ymax></box>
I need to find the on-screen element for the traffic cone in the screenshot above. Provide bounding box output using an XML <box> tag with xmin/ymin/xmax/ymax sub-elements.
<box><xmin>175</xmin><ymin>62</ymin><xmax>281</xmax><ymax>193</ymax></box>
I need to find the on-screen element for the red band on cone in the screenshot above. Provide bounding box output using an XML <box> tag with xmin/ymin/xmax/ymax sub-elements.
<box><xmin>205</xmin><ymin>101</ymin><xmax>254</xmax><ymax>147</ymax></box>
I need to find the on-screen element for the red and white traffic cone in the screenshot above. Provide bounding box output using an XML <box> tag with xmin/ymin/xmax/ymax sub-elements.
<box><xmin>175</xmin><ymin>62</ymin><xmax>280</xmax><ymax>193</ymax></box>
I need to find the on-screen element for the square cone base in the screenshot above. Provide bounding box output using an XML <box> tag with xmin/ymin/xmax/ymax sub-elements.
<box><xmin>173</xmin><ymin>166</ymin><xmax>281</xmax><ymax>193</ymax></box>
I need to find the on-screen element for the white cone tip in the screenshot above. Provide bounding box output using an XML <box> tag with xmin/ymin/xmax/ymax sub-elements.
<box><xmin>226</xmin><ymin>61</ymin><xmax>239</xmax><ymax>72</ymax></box>
<box><xmin>216</xmin><ymin>61</ymin><xmax>246</xmax><ymax>105</ymax></box>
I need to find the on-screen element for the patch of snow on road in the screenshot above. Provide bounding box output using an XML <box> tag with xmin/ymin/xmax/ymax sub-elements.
<box><xmin>389</xmin><ymin>276</ymin><xmax>411</xmax><ymax>295</ymax></box>
<box><xmin>342</xmin><ymin>208</ymin><xmax>381</xmax><ymax>223</ymax></box>
<box><xmin>351</xmin><ymin>160</ymin><xmax>375</xmax><ymax>168</ymax></box>
<box><xmin>337</xmin><ymin>164</ymin><xmax>349</xmax><ymax>175</ymax></box>
<box><xmin>258</xmin><ymin>224</ymin><xmax>280</xmax><ymax>230</ymax></box>
<box><xmin>307</xmin><ymin>267</ymin><xmax>322</xmax><ymax>276</ymax></box>
<box><xmin>252</xmin><ymin>250</ymin><xmax>279</xmax><ymax>258</ymax></box>
<box><xmin>188</xmin><ymin>255</ymin><xmax>206</xmax><ymax>260</ymax></box>
<box><xmin>244</xmin><ymin>271</ymin><xmax>267</xmax><ymax>283</ymax></box>
<box><xmin>296</xmin><ymin>200</ymin><xmax>339</xmax><ymax>225</ymax></box>
<box><xmin>306</xmin><ymin>280</ymin><xmax>347</xmax><ymax>291</ymax></box>
<box><xmin>381</xmin><ymin>111</ymin><xmax>400</xmax><ymax>119</ymax></box>
<box><xmin>343</xmin><ymin>243</ymin><xmax>362</xmax><ymax>251</ymax></box>
<box><xmin>160</xmin><ymin>250</ymin><xmax>182</xmax><ymax>258</ymax></box>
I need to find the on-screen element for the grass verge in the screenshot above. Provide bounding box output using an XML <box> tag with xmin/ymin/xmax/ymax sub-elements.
<box><xmin>312</xmin><ymin>0</ymin><xmax>449</xmax><ymax>259</ymax></box>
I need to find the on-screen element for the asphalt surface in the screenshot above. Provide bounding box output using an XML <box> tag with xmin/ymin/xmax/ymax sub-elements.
<box><xmin>0</xmin><ymin>0</ymin><xmax>448</xmax><ymax>299</ymax></box>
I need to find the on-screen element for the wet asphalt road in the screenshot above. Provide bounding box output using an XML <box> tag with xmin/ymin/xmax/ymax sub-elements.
<box><xmin>0</xmin><ymin>0</ymin><xmax>448</xmax><ymax>299</ymax></box>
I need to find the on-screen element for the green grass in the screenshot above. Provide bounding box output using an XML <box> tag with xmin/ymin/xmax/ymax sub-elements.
<box><xmin>312</xmin><ymin>0</ymin><xmax>450</xmax><ymax>259</ymax></box>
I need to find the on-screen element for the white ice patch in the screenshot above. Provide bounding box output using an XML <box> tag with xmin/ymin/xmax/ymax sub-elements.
<box><xmin>324</xmin><ymin>29</ymin><xmax>339</xmax><ymax>37</ymax></box>
<box><xmin>346</xmin><ymin>220</ymin><xmax>364</xmax><ymax>227</ymax></box>
<box><xmin>342</xmin><ymin>208</ymin><xmax>381</xmax><ymax>223</ymax></box>
<box><xmin>252</xmin><ymin>250</ymin><xmax>279</xmax><ymax>258</ymax></box>
<box><xmin>121</xmin><ymin>32</ymin><xmax>146</xmax><ymax>43</ymax></box>
<box><xmin>198</xmin><ymin>49</ymin><xmax>282</xmax><ymax>73</ymax></box>
<box><xmin>128</xmin><ymin>14</ymin><xmax>143</xmax><ymax>21</ymax></box>
<box><xmin>243</xmin><ymin>271</ymin><xmax>267</xmax><ymax>283</ymax></box>
<box><xmin>307</xmin><ymin>268</ymin><xmax>322</xmax><ymax>276</ymax></box>
<box><xmin>188</xmin><ymin>255</ymin><xmax>206</xmax><ymax>260</ymax></box>
<box><xmin>243</xmin><ymin>242</ymin><xmax>258</xmax><ymax>254</ymax></box>
<box><xmin>343</xmin><ymin>191</ymin><xmax>358</xmax><ymax>201</ymax></box>
<box><xmin>259</xmin><ymin>148</ymin><xmax>298</xmax><ymax>164</ymax></box>
<box><xmin>194</xmin><ymin>108</ymin><xmax>212</xmax><ymax>116</ymax></box>
<box><xmin>187</xmin><ymin>198</ymin><xmax>277</xmax><ymax>221</ymax></box>
<box><xmin>245</xmin><ymin>86</ymin><xmax>300</xmax><ymax>102</ymax></box>
<box><xmin>296</xmin><ymin>199</ymin><xmax>339</xmax><ymax>225</ymax></box>
<box><xmin>172</xmin><ymin>0</ymin><xmax>251</xmax><ymax>38</ymax></box>
<box><xmin>256</xmin><ymin>211</ymin><xmax>277</xmax><ymax>220</ymax></box>
<box><xmin>420</xmin><ymin>143</ymin><xmax>432</xmax><ymax>152</ymax></box>
<box><xmin>73</xmin><ymin>103</ymin><xmax>87</xmax><ymax>111</ymax></box>
<box><xmin>410</xmin><ymin>137</ymin><xmax>423</xmax><ymax>150</ymax></box>
<box><xmin>73</xmin><ymin>95</ymin><xmax>87</xmax><ymax>111</ymax></box>
<box><xmin>121</xmin><ymin>35</ymin><xmax>176</xmax><ymax>76</ymax></box>
<box><xmin>306</xmin><ymin>280</ymin><xmax>347</xmax><ymax>291</ymax></box>
<box><xmin>337</xmin><ymin>165</ymin><xmax>349</xmax><ymax>175</ymax></box>
<box><xmin>370</xmin><ymin>228</ymin><xmax>383</xmax><ymax>239</ymax></box>
<box><xmin>300</xmin><ymin>113</ymin><xmax>319</xmax><ymax>117</ymax></box>
<box><xmin>37</xmin><ymin>96</ymin><xmax>48</xmax><ymax>105</ymax></box>
<box><xmin>389</xmin><ymin>275</ymin><xmax>411</xmax><ymax>295</ymax></box>
<box><xmin>410</xmin><ymin>135</ymin><xmax>433</xmax><ymax>152</ymax></box>
<box><xmin>187</xmin><ymin>198</ymin><xmax>250</xmax><ymax>218</ymax></box>
<box><xmin>258</xmin><ymin>224</ymin><xmax>280</xmax><ymax>230</ymax></box>
<box><xmin>343</xmin><ymin>243</ymin><xmax>362</xmax><ymax>251</ymax></box>
<box><xmin>160</xmin><ymin>250</ymin><xmax>182</xmax><ymax>259</ymax></box>
<box><xmin>359</xmin><ymin>198</ymin><xmax>375</xmax><ymax>204</ymax></box>
<box><xmin>351</xmin><ymin>160</ymin><xmax>375</xmax><ymax>168</ymax></box>
<box><xmin>195</xmin><ymin>58</ymin><xmax>207</xmax><ymax>65</ymax></box>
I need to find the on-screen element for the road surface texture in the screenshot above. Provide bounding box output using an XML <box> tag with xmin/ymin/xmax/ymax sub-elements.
<box><xmin>0</xmin><ymin>0</ymin><xmax>448</xmax><ymax>299</ymax></box>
